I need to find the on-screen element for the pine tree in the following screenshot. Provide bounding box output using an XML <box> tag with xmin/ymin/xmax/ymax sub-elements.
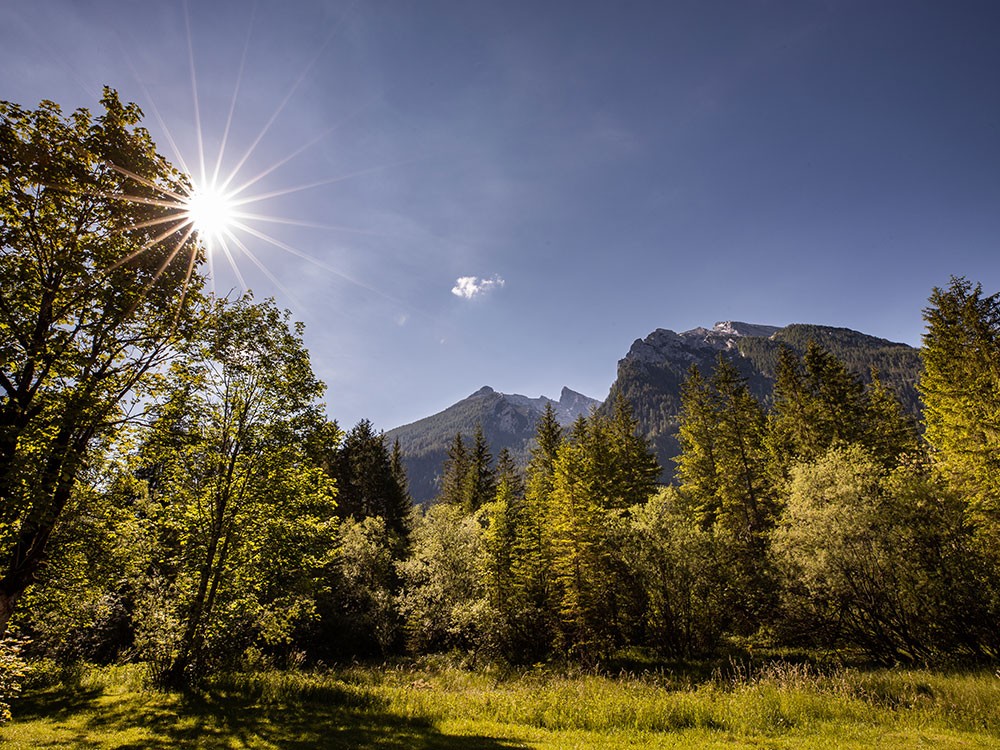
<box><xmin>548</xmin><ymin>415</ymin><xmax>609</xmax><ymax>658</ymax></box>
<box><xmin>675</xmin><ymin>365</ymin><xmax>721</xmax><ymax>525</ymax></box>
<box><xmin>462</xmin><ymin>424</ymin><xmax>496</xmax><ymax>513</ymax></box>
<box><xmin>335</xmin><ymin>420</ymin><xmax>411</xmax><ymax>539</ymax></box>
<box><xmin>919</xmin><ymin>278</ymin><xmax>1000</xmax><ymax>531</ymax></box>
<box><xmin>711</xmin><ymin>359</ymin><xmax>771</xmax><ymax>532</ymax></box>
<box><xmin>675</xmin><ymin>355</ymin><xmax>776</xmax><ymax>633</ymax></box>
<box><xmin>769</xmin><ymin>341</ymin><xmax>883</xmax><ymax>478</ymax></box>
<box><xmin>547</xmin><ymin>406</ymin><xmax>658</xmax><ymax>659</ymax></box>
<box><xmin>865</xmin><ymin>367</ymin><xmax>921</xmax><ymax>467</ymax></box>
<box><xmin>505</xmin><ymin>402</ymin><xmax>563</xmax><ymax>659</ymax></box>
<box><xmin>390</xmin><ymin>438</ymin><xmax>413</xmax><ymax>505</ymax></box>
<box><xmin>481</xmin><ymin>447</ymin><xmax>522</xmax><ymax>651</ymax></box>
<box><xmin>439</xmin><ymin>433</ymin><xmax>469</xmax><ymax>507</ymax></box>
<box><xmin>607</xmin><ymin>394</ymin><xmax>661</xmax><ymax>510</ymax></box>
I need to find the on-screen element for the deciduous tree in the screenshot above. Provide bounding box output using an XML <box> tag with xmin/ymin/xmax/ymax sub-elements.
<box><xmin>0</xmin><ymin>90</ymin><xmax>204</xmax><ymax>632</ymax></box>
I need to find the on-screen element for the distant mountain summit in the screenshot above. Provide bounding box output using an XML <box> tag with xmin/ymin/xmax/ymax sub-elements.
<box><xmin>386</xmin><ymin>386</ymin><xmax>600</xmax><ymax>504</ymax></box>
<box><xmin>625</xmin><ymin>321</ymin><xmax>783</xmax><ymax>365</ymax></box>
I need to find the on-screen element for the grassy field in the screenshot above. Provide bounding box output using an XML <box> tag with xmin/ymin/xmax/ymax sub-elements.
<box><xmin>2</xmin><ymin>659</ymin><xmax>999</xmax><ymax>749</ymax></box>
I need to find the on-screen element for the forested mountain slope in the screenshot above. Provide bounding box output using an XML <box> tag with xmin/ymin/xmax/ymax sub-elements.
<box><xmin>386</xmin><ymin>386</ymin><xmax>599</xmax><ymax>503</ymax></box>
<box><xmin>602</xmin><ymin>321</ymin><xmax>922</xmax><ymax>479</ymax></box>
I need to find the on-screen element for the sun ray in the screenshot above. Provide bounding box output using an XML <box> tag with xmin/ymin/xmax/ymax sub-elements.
<box><xmin>123</xmin><ymin>224</ymin><xmax>196</xmax><ymax>319</ymax></box>
<box><xmin>183</xmin><ymin>0</ymin><xmax>207</xmax><ymax>185</ymax></box>
<box><xmin>171</xmin><ymin>236</ymin><xmax>202</xmax><ymax>328</ymax></box>
<box><xmin>227</xmin><ymin>99</ymin><xmax>376</xmax><ymax>198</ymax></box>
<box><xmin>217</xmin><ymin>1</ymin><xmax>358</xmax><ymax>194</ymax></box>
<box><xmin>112</xmin><ymin>212</ymin><xmax>190</xmax><ymax>234</ymax></box>
<box><xmin>227</xmin><ymin>124</ymin><xmax>342</xmax><ymax>197</ymax></box>
<box><xmin>227</xmin><ymin>211</ymin><xmax>389</xmax><ymax>236</ymax></box>
<box><xmin>105</xmin><ymin>162</ymin><xmax>188</xmax><ymax>203</ymax></box>
<box><xmin>229</xmin><ymin>157</ymin><xmax>423</xmax><ymax>208</ymax></box>
<box><xmin>132</xmin><ymin>80</ymin><xmax>194</xmax><ymax>179</ymax></box>
<box><xmin>230</xmin><ymin>219</ymin><xmax>412</xmax><ymax>309</ymax></box>
<box><xmin>214</xmin><ymin>236</ymin><xmax>249</xmax><ymax>292</ymax></box>
<box><xmin>101</xmin><ymin>0</ymin><xmax>438</xmax><ymax>323</ymax></box>
<box><xmin>223</xmin><ymin>230</ymin><xmax>305</xmax><ymax>310</ymax></box>
<box><xmin>106</xmin><ymin>219</ymin><xmax>194</xmax><ymax>275</ymax></box>
<box><xmin>212</xmin><ymin>5</ymin><xmax>256</xmax><ymax>186</ymax></box>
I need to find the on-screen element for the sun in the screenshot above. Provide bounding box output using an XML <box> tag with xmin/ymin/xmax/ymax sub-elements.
<box><xmin>183</xmin><ymin>181</ymin><xmax>237</xmax><ymax>249</ymax></box>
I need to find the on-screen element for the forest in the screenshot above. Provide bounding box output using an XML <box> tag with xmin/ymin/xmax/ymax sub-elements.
<box><xmin>2</xmin><ymin>92</ymin><xmax>1000</xmax><ymax>746</ymax></box>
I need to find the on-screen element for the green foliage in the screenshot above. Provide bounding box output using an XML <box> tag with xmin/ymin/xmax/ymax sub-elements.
<box><xmin>605</xmin><ymin>323</ymin><xmax>921</xmax><ymax>481</ymax></box>
<box><xmin>438</xmin><ymin>433</ymin><xmax>469</xmax><ymax>507</ymax></box>
<box><xmin>675</xmin><ymin>358</ymin><xmax>777</xmax><ymax>634</ymax></box>
<box><xmin>462</xmin><ymin>424</ymin><xmax>496</xmax><ymax>513</ymax></box>
<box><xmin>769</xmin><ymin>342</ymin><xmax>921</xmax><ymax>478</ymax></box>
<box><xmin>397</xmin><ymin>503</ymin><xmax>487</xmax><ymax>654</ymax></box>
<box><xmin>0</xmin><ymin>90</ymin><xmax>204</xmax><ymax>631</ymax></box>
<box><xmin>325</xmin><ymin>516</ymin><xmax>402</xmax><ymax>657</ymax></box>
<box><xmin>0</xmin><ymin>636</ymin><xmax>28</xmax><ymax>724</ymax></box>
<box><xmin>626</xmin><ymin>488</ymin><xmax>724</xmax><ymax>657</ymax></box>
<box><xmin>13</xmin><ymin>471</ymin><xmax>144</xmax><ymax>663</ymax></box>
<box><xmin>437</xmin><ymin>424</ymin><xmax>496</xmax><ymax>513</ymax></box>
<box><xmin>918</xmin><ymin>277</ymin><xmax>1000</xmax><ymax>646</ymax></box>
<box><xmin>772</xmin><ymin>446</ymin><xmax>990</xmax><ymax>661</ymax></box>
<box><xmin>132</xmin><ymin>295</ymin><xmax>336</xmax><ymax>685</ymax></box>
<box><xmin>547</xmin><ymin>402</ymin><xmax>660</xmax><ymax>660</ymax></box>
<box><xmin>920</xmin><ymin>277</ymin><xmax>1000</xmax><ymax>526</ymax></box>
<box><xmin>333</xmin><ymin>420</ymin><xmax>411</xmax><ymax>540</ymax></box>
<box><xmin>678</xmin><ymin>357</ymin><xmax>774</xmax><ymax>534</ymax></box>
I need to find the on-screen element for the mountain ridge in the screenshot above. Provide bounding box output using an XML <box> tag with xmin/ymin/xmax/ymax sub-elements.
<box><xmin>602</xmin><ymin>320</ymin><xmax>922</xmax><ymax>479</ymax></box>
<box><xmin>388</xmin><ymin>320</ymin><xmax>923</xmax><ymax>503</ymax></box>
<box><xmin>386</xmin><ymin>385</ymin><xmax>600</xmax><ymax>504</ymax></box>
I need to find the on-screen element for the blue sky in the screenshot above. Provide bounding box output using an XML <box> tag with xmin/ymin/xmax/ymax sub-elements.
<box><xmin>3</xmin><ymin>1</ymin><xmax>999</xmax><ymax>430</ymax></box>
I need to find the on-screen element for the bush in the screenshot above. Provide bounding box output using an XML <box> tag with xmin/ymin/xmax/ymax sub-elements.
<box><xmin>0</xmin><ymin>636</ymin><xmax>30</xmax><ymax>723</ymax></box>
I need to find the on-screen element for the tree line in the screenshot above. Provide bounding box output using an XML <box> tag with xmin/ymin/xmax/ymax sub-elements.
<box><xmin>2</xmin><ymin>93</ymin><xmax>999</xmax><ymax>695</ymax></box>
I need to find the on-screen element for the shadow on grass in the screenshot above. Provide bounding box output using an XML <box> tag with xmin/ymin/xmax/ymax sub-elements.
<box><xmin>12</xmin><ymin>680</ymin><xmax>524</xmax><ymax>749</ymax></box>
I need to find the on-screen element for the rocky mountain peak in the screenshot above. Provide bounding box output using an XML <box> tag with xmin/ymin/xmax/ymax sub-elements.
<box><xmin>624</xmin><ymin>322</ymin><xmax>783</xmax><ymax>366</ymax></box>
<box><xmin>711</xmin><ymin>321</ymin><xmax>782</xmax><ymax>338</ymax></box>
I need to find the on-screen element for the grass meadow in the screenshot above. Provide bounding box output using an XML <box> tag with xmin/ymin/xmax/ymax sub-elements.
<box><xmin>1</xmin><ymin>659</ymin><xmax>999</xmax><ymax>748</ymax></box>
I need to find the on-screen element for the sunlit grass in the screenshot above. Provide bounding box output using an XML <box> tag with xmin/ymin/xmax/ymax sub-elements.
<box><xmin>2</xmin><ymin>660</ymin><xmax>999</xmax><ymax>748</ymax></box>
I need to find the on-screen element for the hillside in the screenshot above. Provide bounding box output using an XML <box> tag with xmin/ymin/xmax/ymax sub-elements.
<box><xmin>386</xmin><ymin>386</ymin><xmax>599</xmax><ymax>504</ymax></box>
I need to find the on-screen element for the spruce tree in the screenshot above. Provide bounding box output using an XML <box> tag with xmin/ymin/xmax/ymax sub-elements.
<box><xmin>439</xmin><ymin>433</ymin><xmax>469</xmax><ymax>507</ymax></box>
<box><xmin>507</xmin><ymin>402</ymin><xmax>563</xmax><ymax>658</ymax></box>
<box><xmin>676</xmin><ymin>356</ymin><xmax>776</xmax><ymax>634</ymax></box>
<box><xmin>919</xmin><ymin>277</ymin><xmax>1000</xmax><ymax>523</ymax></box>
<box><xmin>676</xmin><ymin>365</ymin><xmax>721</xmax><ymax>525</ymax></box>
<box><xmin>462</xmin><ymin>424</ymin><xmax>496</xmax><ymax>513</ymax></box>
<box><xmin>335</xmin><ymin>420</ymin><xmax>411</xmax><ymax>539</ymax></box>
<box><xmin>865</xmin><ymin>367</ymin><xmax>921</xmax><ymax>467</ymax></box>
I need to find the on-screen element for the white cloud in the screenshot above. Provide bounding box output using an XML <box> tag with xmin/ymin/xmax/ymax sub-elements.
<box><xmin>451</xmin><ymin>275</ymin><xmax>506</xmax><ymax>300</ymax></box>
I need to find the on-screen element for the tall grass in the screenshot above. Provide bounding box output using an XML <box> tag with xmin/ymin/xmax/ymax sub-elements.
<box><xmin>361</xmin><ymin>658</ymin><xmax>1000</xmax><ymax>738</ymax></box>
<box><xmin>3</xmin><ymin>658</ymin><xmax>999</xmax><ymax>748</ymax></box>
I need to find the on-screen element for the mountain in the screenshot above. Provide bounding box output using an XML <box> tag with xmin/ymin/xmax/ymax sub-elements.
<box><xmin>387</xmin><ymin>320</ymin><xmax>923</xmax><ymax>503</ymax></box>
<box><xmin>386</xmin><ymin>386</ymin><xmax>600</xmax><ymax>504</ymax></box>
<box><xmin>600</xmin><ymin>320</ymin><xmax>923</xmax><ymax>479</ymax></box>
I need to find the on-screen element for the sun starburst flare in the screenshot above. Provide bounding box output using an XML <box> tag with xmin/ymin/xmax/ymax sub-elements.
<box><xmin>183</xmin><ymin>182</ymin><xmax>238</xmax><ymax>248</ymax></box>
<box><xmin>51</xmin><ymin>0</ymin><xmax>423</xmax><ymax>320</ymax></box>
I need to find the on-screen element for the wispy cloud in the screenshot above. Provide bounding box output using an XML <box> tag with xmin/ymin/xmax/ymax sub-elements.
<box><xmin>451</xmin><ymin>274</ymin><xmax>505</xmax><ymax>300</ymax></box>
